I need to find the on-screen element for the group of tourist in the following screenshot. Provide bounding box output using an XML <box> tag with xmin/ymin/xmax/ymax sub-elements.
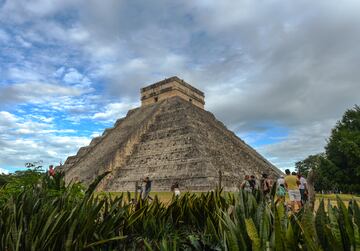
<box><xmin>240</xmin><ymin>169</ymin><xmax>308</xmax><ymax>212</ymax></box>
<box><xmin>277</xmin><ymin>169</ymin><xmax>308</xmax><ymax>212</ymax></box>
<box><xmin>136</xmin><ymin>177</ymin><xmax>181</xmax><ymax>200</ymax></box>
<box><xmin>48</xmin><ymin>164</ymin><xmax>307</xmax><ymax>211</ymax></box>
<box><xmin>239</xmin><ymin>173</ymin><xmax>272</xmax><ymax>195</ymax></box>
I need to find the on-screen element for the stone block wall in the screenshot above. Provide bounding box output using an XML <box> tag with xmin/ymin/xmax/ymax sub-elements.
<box><xmin>140</xmin><ymin>76</ymin><xmax>205</xmax><ymax>109</ymax></box>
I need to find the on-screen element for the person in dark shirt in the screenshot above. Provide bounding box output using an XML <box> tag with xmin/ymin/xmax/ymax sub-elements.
<box><xmin>249</xmin><ymin>175</ymin><xmax>258</xmax><ymax>191</ymax></box>
<box><xmin>143</xmin><ymin>177</ymin><xmax>153</xmax><ymax>200</ymax></box>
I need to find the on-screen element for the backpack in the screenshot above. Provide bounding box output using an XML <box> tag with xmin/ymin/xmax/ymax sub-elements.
<box><xmin>277</xmin><ymin>186</ymin><xmax>286</xmax><ymax>197</ymax></box>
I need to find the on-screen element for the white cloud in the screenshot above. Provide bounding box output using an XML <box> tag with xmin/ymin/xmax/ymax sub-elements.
<box><xmin>15</xmin><ymin>35</ymin><xmax>32</xmax><ymax>47</ymax></box>
<box><xmin>92</xmin><ymin>102</ymin><xmax>138</xmax><ymax>121</ymax></box>
<box><xmin>68</xmin><ymin>25</ymin><xmax>90</xmax><ymax>43</ymax></box>
<box><xmin>62</xmin><ymin>68</ymin><xmax>94</xmax><ymax>91</ymax></box>
<box><xmin>90</xmin><ymin>131</ymin><xmax>102</xmax><ymax>138</ymax></box>
<box><xmin>256</xmin><ymin>120</ymin><xmax>335</xmax><ymax>169</ymax></box>
<box><xmin>8</xmin><ymin>67</ymin><xmax>43</xmax><ymax>82</ymax></box>
<box><xmin>0</xmin><ymin>0</ymin><xmax>80</xmax><ymax>23</ymax></box>
<box><xmin>0</xmin><ymin>82</ymin><xmax>88</xmax><ymax>106</ymax></box>
<box><xmin>29</xmin><ymin>115</ymin><xmax>54</xmax><ymax>123</ymax></box>
<box><xmin>53</xmin><ymin>67</ymin><xmax>65</xmax><ymax>78</ymax></box>
<box><xmin>0</xmin><ymin>168</ymin><xmax>9</xmax><ymax>174</ymax></box>
<box><xmin>1</xmin><ymin>0</ymin><xmax>360</xmax><ymax>171</ymax></box>
<box><xmin>0</xmin><ymin>111</ymin><xmax>91</xmax><ymax>169</ymax></box>
<box><xmin>188</xmin><ymin>1</ymin><xmax>259</xmax><ymax>30</ymax></box>
<box><xmin>0</xmin><ymin>135</ymin><xmax>91</xmax><ymax>169</ymax></box>
<box><xmin>63</xmin><ymin>68</ymin><xmax>88</xmax><ymax>84</ymax></box>
<box><xmin>0</xmin><ymin>111</ymin><xmax>18</xmax><ymax>124</ymax></box>
<box><xmin>0</xmin><ymin>110</ymin><xmax>77</xmax><ymax>136</ymax></box>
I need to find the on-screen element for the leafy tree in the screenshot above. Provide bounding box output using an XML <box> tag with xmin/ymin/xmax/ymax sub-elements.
<box><xmin>0</xmin><ymin>161</ymin><xmax>84</xmax><ymax>203</ymax></box>
<box><xmin>295</xmin><ymin>153</ymin><xmax>325</xmax><ymax>177</ymax></box>
<box><xmin>0</xmin><ymin>161</ymin><xmax>44</xmax><ymax>200</ymax></box>
<box><xmin>299</xmin><ymin>105</ymin><xmax>360</xmax><ymax>193</ymax></box>
<box><xmin>324</xmin><ymin>105</ymin><xmax>360</xmax><ymax>193</ymax></box>
<box><xmin>295</xmin><ymin>153</ymin><xmax>338</xmax><ymax>192</ymax></box>
<box><xmin>315</xmin><ymin>157</ymin><xmax>340</xmax><ymax>192</ymax></box>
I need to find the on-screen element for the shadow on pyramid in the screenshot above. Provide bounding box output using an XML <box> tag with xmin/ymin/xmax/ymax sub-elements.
<box><xmin>60</xmin><ymin>76</ymin><xmax>282</xmax><ymax>191</ymax></box>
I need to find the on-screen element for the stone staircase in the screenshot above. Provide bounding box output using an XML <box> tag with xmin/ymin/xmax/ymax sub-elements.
<box><xmin>63</xmin><ymin>102</ymin><xmax>164</xmax><ymax>186</ymax></box>
<box><xmin>62</xmin><ymin>96</ymin><xmax>282</xmax><ymax>191</ymax></box>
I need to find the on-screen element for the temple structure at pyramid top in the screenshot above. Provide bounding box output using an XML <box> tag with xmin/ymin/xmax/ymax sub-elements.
<box><xmin>60</xmin><ymin>76</ymin><xmax>282</xmax><ymax>191</ymax></box>
<box><xmin>140</xmin><ymin>76</ymin><xmax>205</xmax><ymax>109</ymax></box>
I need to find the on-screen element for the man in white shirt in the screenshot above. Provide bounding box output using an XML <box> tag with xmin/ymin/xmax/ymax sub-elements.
<box><xmin>298</xmin><ymin>174</ymin><xmax>308</xmax><ymax>205</ymax></box>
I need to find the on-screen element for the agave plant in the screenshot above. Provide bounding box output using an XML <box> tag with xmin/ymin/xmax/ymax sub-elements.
<box><xmin>0</xmin><ymin>172</ymin><xmax>359</xmax><ymax>250</ymax></box>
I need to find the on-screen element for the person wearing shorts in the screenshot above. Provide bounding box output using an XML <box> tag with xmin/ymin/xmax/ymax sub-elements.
<box><xmin>284</xmin><ymin>169</ymin><xmax>301</xmax><ymax>212</ymax></box>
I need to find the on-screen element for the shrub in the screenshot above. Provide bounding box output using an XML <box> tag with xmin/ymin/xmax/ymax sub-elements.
<box><xmin>0</xmin><ymin>173</ymin><xmax>359</xmax><ymax>250</ymax></box>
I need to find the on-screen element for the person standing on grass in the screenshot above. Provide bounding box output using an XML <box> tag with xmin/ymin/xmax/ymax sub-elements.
<box><xmin>143</xmin><ymin>177</ymin><xmax>153</xmax><ymax>200</ymax></box>
<box><xmin>171</xmin><ymin>182</ymin><xmax>181</xmax><ymax>196</ymax></box>
<box><xmin>240</xmin><ymin>175</ymin><xmax>253</xmax><ymax>192</ymax></box>
<box><xmin>284</xmin><ymin>169</ymin><xmax>301</xmax><ymax>212</ymax></box>
<box><xmin>298</xmin><ymin>173</ymin><xmax>308</xmax><ymax>205</ymax></box>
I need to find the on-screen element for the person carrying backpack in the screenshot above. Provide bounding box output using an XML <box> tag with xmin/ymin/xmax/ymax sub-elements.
<box><xmin>261</xmin><ymin>173</ymin><xmax>272</xmax><ymax>195</ymax></box>
<box><xmin>275</xmin><ymin>184</ymin><xmax>286</xmax><ymax>204</ymax></box>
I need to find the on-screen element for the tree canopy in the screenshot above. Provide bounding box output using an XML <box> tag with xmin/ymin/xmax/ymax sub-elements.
<box><xmin>297</xmin><ymin>105</ymin><xmax>360</xmax><ymax>193</ymax></box>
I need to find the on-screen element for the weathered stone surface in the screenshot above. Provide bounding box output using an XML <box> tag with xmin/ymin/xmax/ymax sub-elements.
<box><xmin>90</xmin><ymin>136</ymin><xmax>102</xmax><ymax>146</ymax></box>
<box><xmin>61</xmin><ymin>77</ymin><xmax>282</xmax><ymax>191</ymax></box>
<box><xmin>141</xmin><ymin>76</ymin><xmax>205</xmax><ymax>109</ymax></box>
<box><xmin>61</xmin><ymin>102</ymin><xmax>162</xmax><ymax>186</ymax></box>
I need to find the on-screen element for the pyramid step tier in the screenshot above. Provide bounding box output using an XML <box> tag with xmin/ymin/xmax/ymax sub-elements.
<box><xmin>61</xmin><ymin>96</ymin><xmax>282</xmax><ymax>191</ymax></box>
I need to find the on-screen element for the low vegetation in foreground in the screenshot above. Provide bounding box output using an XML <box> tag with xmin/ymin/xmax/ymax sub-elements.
<box><xmin>0</xmin><ymin>171</ymin><xmax>360</xmax><ymax>251</ymax></box>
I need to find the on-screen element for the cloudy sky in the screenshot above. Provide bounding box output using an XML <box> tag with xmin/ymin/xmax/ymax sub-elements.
<box><xmin>1</xmin><ymin>0</ymin><xmax>359</xmax><ymax>174</ymax></box>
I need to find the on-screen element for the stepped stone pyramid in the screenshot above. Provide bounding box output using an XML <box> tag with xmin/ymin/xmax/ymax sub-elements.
<box><xmin>61</xmin><ymin>76</ymin><xmax>282</xmax><ymax>191</ymax></box>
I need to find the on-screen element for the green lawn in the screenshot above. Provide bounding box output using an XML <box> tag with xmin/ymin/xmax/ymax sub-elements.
<box><xmin>105</xmin><ymin>191</ymin><xmax>174</xmax><ymax>203</ymax></box>
<box><xmin>316</xmin><ymin>193</ymin><xmax>360</xmax><ymax>201</ymax></box>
